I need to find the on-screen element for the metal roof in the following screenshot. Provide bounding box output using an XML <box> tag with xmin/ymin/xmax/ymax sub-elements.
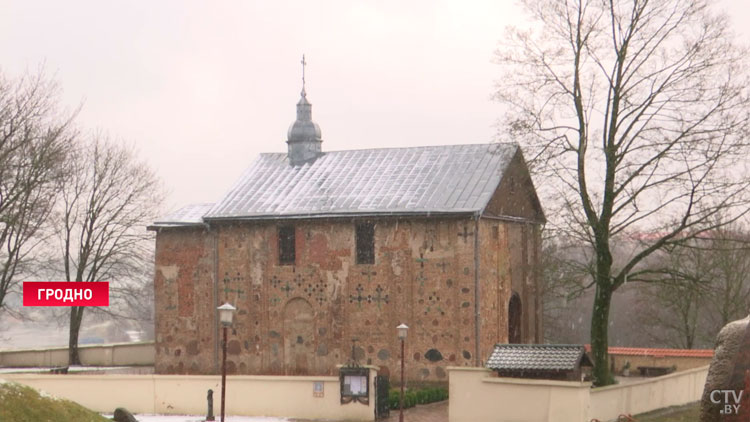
<box><xmin>486</xmin><ymin>344</ymin><xmax>593</xmax><ymax>372</ymax></box>
<box><xmin>152</xmin><ymin>203</ymin><xmax>214</xmax><ymax>227</ymax></box>
<box><xmin>203</xmin><ymin>143</ymin><xmax>518</xmax><ymax>220</ymax></box>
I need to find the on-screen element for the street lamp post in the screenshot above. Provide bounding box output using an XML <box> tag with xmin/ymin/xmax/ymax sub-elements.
<box><xmin>217</xmin><ymin>303</ymin><xmax>236</xmax><ymax>422</ymax></box>
<box><xmin>397</xmin><ymin>323</ymin><xmax>409</xmax><ymax>422</ymax></box>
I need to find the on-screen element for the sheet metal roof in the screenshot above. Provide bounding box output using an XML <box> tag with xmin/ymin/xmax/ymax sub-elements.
<box><xmin>152</xmin><ymin>203</ymin><xmax>214</xmax><ymax>227</ymax></box>
<box><xmin>203</xmin><ymin>143</ymin><xmax>518</xmax><ymax>220</ymax></box>
<box><xmin>486</xmin><ymin>344</ymin><xmax>593</xmax><ymax>372</ymax></box>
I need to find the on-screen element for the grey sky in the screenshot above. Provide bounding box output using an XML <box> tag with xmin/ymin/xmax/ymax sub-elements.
<box><xmin>1</xmin><ymin>0</ymin><xmax>747</xmax><ymax>213</ymax></box>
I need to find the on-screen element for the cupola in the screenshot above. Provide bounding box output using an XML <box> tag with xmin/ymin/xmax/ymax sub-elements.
<box><xmin>287</xmin><ymin>55</ymin><xmax>322</xmax><ymax>165</ymax></box>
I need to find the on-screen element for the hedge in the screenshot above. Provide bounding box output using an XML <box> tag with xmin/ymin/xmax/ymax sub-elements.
<box><xmin>388</xmin><ymin>387</ymin><xmax>448</xmax><ymax>410</ymax></box>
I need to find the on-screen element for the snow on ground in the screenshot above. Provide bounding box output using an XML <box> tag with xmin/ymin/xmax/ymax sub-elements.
<box><xmin>101</xmin><ymin>415</ymin><xmax>288</xmax><ymax>422</ymax></box>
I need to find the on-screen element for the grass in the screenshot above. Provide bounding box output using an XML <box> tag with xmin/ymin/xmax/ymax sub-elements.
<box><xmin>0</xmin><ymin>379</ymin><xmax>110</xmax><ymax>422</ymax></box>
<box><xmin>633</xmin><ymin>401</ymin><xmax>700</xmax><ymax>422</ymax></box>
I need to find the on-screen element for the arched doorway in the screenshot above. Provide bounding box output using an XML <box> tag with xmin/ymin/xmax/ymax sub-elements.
<box><xmin>508</xmin><ymin>292</ymin><xmax>522</xmax><ymax>343</ymax></box>
<box><xmin>283</xmin><ymin>298</ymin><xmax>315</xmax><ymax>375</ymax></box>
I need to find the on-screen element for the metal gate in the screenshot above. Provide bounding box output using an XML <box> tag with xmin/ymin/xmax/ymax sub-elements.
<box><xmin>374</xmin><ymin>375</ymin><xmax>390</xmax><ymax>419</ymax></box>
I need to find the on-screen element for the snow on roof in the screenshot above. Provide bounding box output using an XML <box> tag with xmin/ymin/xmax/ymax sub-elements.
<box><xmin>152</xmin><ymin>203</ymin><xmax>214</xmax><ymax>227</ymax></box>
<box><xmin>202</xmin><ymin>143</ymin><xmax>518</xmax><ymax>220</ymax></box>
<box><xmin>486</xmin><ymin>344</ymin><xmax>593</xmax><ymax>372</ymax></box>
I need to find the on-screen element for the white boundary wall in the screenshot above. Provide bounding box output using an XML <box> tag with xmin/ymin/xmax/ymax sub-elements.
<box><xmin>448</xmin><ymin>365</ymin><xmax>709</xmax><ymax>422</ymax></box>
<box><xmin>2</xmin><ymin>372</ymin><xmax>376</xmax><ymax>421</ymax></box>
<box><xmin>0</xmin><ymin>342</ymin><xmax>155</xmax><ymax>367</ymax></box>
<box><xmin>589</xmin><ymin>365</ymin><xmax>707</xmax><ymax>421</ymax></box>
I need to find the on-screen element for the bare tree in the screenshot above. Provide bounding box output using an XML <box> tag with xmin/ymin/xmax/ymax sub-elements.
<box><xmin>0</xmin><ymin>69</ymin><xmax>75</xmax><ymax>314</ymax></box>
<box><xmin>701</xmin><ymin>227</ymin><xmax>750</xmax><ymax>332</ymax></box>
<box><xmin>635</xmin><ymin>246</ymin><xmax>709</xmax><ymax>349</ymax></box>
<box><xmin>56</xmin><ymin>135</ymin><xmax>162</xmax><ymax>365</ymax></box>
<box><xmin>635</xmin><ymin>223</ymin><xmax>750</xmax><ymax>349</ymax></box>
<box><xmin>496</xmin><ymin>0</ymin><xmax>750</xmax><ymax>385</ymax></box>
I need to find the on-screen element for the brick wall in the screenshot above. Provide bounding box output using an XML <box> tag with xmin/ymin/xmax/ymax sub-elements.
<box><xmin>154</xmin><ymin>216</ymin><xmax>542</xmax><ymax>381</ymax></box>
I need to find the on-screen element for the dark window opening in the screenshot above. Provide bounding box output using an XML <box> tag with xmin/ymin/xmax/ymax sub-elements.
<box><xmin>279</xmin><ymin>225</ymin><xmax>296</xmax><ymax>265</ymax></box>
<box><xmin>508</xmin><ymin>292</ymin><xmax>522</xmax><ymax>343</ymax></box>
<box><xmin>356</xmin><ymin>222</ymin><xmax>375</xmax><ymax>265</ymax></box>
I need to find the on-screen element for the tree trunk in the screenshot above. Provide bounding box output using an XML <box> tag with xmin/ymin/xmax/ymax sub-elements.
<box><xmin>68</xmin><ymin>306</ymin><xmax>84</xmax><ymax>365</ymax></box>
<box><xmin>590</xmin><ymin>282</ymin><xmax>614</xmax><ymax>386</ymax></box>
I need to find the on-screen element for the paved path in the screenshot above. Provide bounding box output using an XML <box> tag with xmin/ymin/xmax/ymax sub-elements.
<box><xmin>385</xmin><ymin>401</ymin><xmax>448</xmax><ymax>422</ymax></box>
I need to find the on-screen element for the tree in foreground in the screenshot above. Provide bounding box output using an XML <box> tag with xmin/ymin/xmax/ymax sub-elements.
<box><xmin>0</xmin><ymin>70</ymin><xmax>74</xmax><ymax>314</ymax></box>
<box><xmin>496</xmin><ymin>0</ymin><xmax>750</xmax><ymax>385</ymax></box>
<box><xmin>56</xmin><ymin>136</ymin><xmax>162</xmax><ymax>365</ymax></box>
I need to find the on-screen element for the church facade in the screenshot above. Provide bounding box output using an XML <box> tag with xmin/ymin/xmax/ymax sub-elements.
<box><xmin>149</xmin><ymin>86</ymin><xmax>545</xmax><ymax>382</ymax></box>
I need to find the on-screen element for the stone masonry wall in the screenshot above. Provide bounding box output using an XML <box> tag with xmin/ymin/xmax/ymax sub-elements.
<box><xmin>154</xmin><ymin>227</ymin><xmax>217</xmax><ymax>374</ymax></box>
<box><xmin>153</xmin><ymin>216</ymin><xmax>534</xmax><ymax>382</ymax></box>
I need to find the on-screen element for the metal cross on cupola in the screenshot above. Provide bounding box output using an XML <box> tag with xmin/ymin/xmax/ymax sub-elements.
<box><xmin>301</xmin><ymin>54</ymin><xmax>307</xmax><ymax>97</ymax></box>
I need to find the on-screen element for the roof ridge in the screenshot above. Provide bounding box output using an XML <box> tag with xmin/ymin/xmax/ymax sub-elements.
<box><xmin>257</xmin><ymin>142</ymin><xmax>518</xmax><ymax>156</ymax></box>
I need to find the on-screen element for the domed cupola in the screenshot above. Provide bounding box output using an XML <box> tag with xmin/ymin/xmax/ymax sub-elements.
<box><xmin>287</xmin><ymin>55</ymin><xmax>323</xmax><ymax>165</ymax></box>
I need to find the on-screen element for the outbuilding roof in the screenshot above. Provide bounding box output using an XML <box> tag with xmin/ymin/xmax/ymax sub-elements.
<box><xmin>486</xmin><ymin>344</ymin><xmax>593</xmax><ymax>372</ymax></box>
<box><xmin>154</xmin><ymin>143</ymin><xmax>523</xmax><ymax>226</ymax></box>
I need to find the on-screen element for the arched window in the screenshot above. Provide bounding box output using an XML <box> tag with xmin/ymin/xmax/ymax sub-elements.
<box><xmin>508</xmin><ymin>292</ymin><xmax>522</xmax><ymax>343</ymax></box>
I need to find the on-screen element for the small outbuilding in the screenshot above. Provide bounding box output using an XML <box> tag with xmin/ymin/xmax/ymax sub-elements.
<box><xmin>486</xmin><ymin>344</ymin><xmax>593</xmax><ymax>381</ymax></box>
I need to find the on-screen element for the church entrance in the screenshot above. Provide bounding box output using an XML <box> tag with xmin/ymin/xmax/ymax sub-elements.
<box><xmin>283</xmin><ymin>298</ymin><xmax>315</xmax><ymax>375</ymax></box>
<box><xmin>508</xmin><ymin>292</ymin><xmax>522</xmax><ymax>343</ymax></box>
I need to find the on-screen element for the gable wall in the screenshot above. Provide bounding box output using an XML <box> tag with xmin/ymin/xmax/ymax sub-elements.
<box><xmin>479</xmin><ymin>218</ymin><xmax>543</xmax><ymax>358</ymax></box>
<box><xmin>483</xmin><ymin>150</ymin><xmax>544</xmax><ymax>223</ymax></box>
<box><xmin>153</xmin><ymin>216</ymin><xmax>519</xmax><ymax>382</ymax></box>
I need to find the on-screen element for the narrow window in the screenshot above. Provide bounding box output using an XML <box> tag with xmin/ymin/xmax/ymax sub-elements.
<box><xmin>279</xmin><ymin>225</ymin><xmax>295</xmax><ymax>265</ymax></box>
<box><xmin>355</xmin><ymin>222</ymin><xmax>375</xmax><ymax>265</ymax></box>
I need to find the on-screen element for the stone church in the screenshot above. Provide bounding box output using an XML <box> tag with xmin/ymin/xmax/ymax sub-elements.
<box><xmin>149</xmin><ymin>83</ymin><xmax>545</xmax><ymax>382</ymax></box>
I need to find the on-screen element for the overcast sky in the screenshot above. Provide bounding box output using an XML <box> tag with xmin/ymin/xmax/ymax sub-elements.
<box><xmin>2</xmin><ymin>0</ymin><xmax>748</xmax><ymax>214</ymax></box>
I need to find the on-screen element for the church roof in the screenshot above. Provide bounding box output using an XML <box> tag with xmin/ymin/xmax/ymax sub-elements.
<box><xmin>200</xmin><ymin>143</ymin><xmax>519</xmax><ymax>221</ymax></box>
<box><xmin>486</xmin><ymin>344</ymin><xmax>593</xmax><ymax>372</ymax></box>
<box><xmin>153</xmin><ymin>203</ymin><xmax>214</xmax><ymax>227</ymax></box>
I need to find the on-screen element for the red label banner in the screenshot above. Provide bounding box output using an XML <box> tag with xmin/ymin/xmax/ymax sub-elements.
<box><xmin>23</xmin><ymin>282</ymin><xmax>109</xmax><ymax>307</ymax></box>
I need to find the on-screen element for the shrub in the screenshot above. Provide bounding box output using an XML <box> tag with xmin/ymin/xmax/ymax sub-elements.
<box><xmin>388</xmin><ymin>386</ymin><xmax>449</xmax><ymax>409</ymax></box>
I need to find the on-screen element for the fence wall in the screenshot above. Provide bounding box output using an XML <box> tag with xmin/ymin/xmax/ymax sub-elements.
<box><xmin>0</xmin><ymin>342</ymin><xmax>155</xmax><ymax>367</ymax></box>
<box><xmin>448</xmin><ymin>367</ymin><xmax>591</xmax><ymax>422</ymax></box>
<box><xmin>589</xmin><ymin>365</ymin><xmax>708</xmax><ymax>421</ymax></box>
<box><xmin>3</xmin><ymin>371</ymin><xmax>376</xmax><ymax>421</ymax></box>
<box><xmin>448</xmin><ymin>365</ymin><xmax>709</xmax><ymax>422</ymax></box>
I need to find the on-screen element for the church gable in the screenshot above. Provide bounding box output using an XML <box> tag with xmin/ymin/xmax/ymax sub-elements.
<box><xmin>482</xmin><ymin>149</ymin><xmax>545</xmax><ymax>223</ymax></box>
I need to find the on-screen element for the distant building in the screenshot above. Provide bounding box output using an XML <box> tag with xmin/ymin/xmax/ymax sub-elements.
<box><xmin>149</xmin><ymin>82</ymin><xmax>545</xmax><ymax>381</ymax></box>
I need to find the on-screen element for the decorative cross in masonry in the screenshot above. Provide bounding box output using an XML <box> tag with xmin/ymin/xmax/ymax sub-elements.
<box><xmin>458</xmin><ymin>226</ymin><xmax>474</xmax><ymax>242</ymax></box>
<box><xmin>416</xmin><ymin>271</ymin><xmax>427</xmax><ymax>287</ymax></box>
<box><xmin>372</xmin><ymin>285</ymin><xmax>389</xmax><ymax>309</ymax></box>
<box><xmin>436</xmin><ymin>261</ymin><xmax>449</xmax><ymax>273</ymax></box>
<box><xmin>349</xmin><ymin>284</ymin><xmax>366</xmax><ymax>308</ymax></box>
<box><xmin>361</xmin><ymin>270</ymin><xmax>377</xmax><ymax>283</ymax></box>
<box><xmin>416</xmin><ymin>253</ymin><xmax>428</xmax><ymax>268</ymax></box>
<box><xmin>223</xmin><ymin>286</ymin><xmax>245</xmax><ymax>298</ymax></box>
<box><xmin>280</xmin><ymin>281</ymin><xmax>295</xmax><ymax>298</ymax></box>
